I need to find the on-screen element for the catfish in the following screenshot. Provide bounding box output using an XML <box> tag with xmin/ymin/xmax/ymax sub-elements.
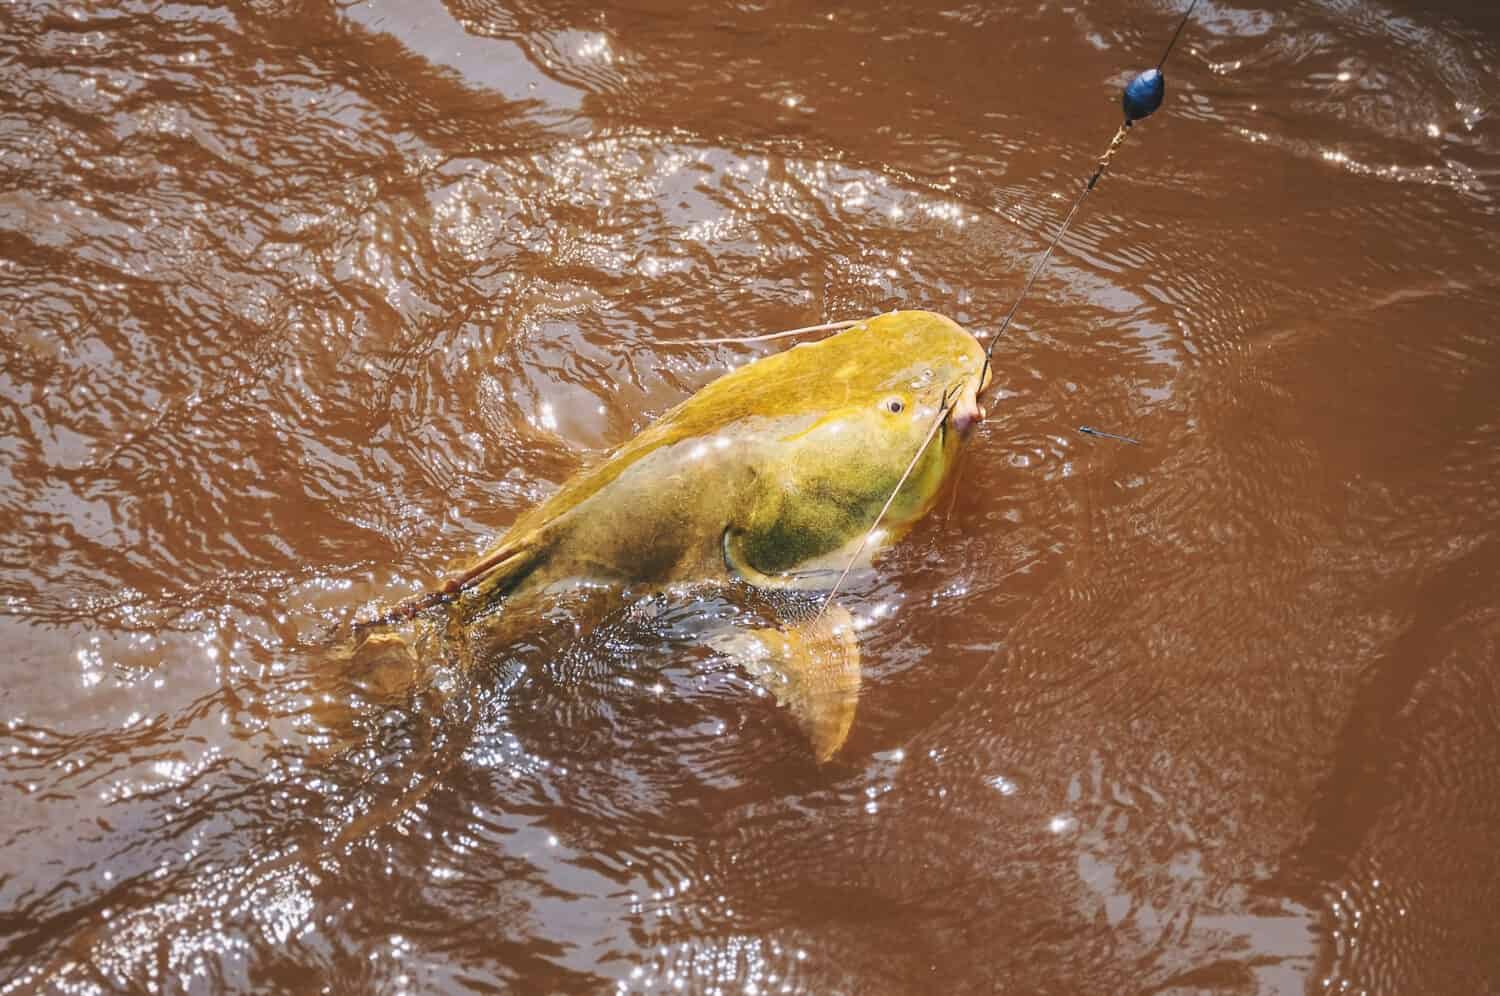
<box><xmin>346</xmin><ymin>310</ymin><xmax>990</xmax><ymax>761</ymax></box>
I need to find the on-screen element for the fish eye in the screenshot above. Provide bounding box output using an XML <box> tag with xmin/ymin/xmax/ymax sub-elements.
<box><xmin>882</xmin><ymin>396</ymin><xmax>905</xmax><ymax>414</ymax></box>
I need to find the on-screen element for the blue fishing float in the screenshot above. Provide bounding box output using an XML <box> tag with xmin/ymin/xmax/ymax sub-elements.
<box><xmin>978</xmin><ymin>0</ymin><xmax>1200</xmax><ymax>448</ymax></box>
<box><xmin>1123</xmin><ymin>67</ymin><xmax>1166</xmax><ymax>122</ymax></box>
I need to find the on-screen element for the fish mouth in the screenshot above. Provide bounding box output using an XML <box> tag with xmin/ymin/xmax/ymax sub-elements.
<box><xmin>942</xmin><ymin>378</ymin><xmax>987</xmax><ymax>438</ymax></box>
<box><xmin>951</xmin><ymin>400</ymin><xmax>985</xmax><ymax>436</ymax></box>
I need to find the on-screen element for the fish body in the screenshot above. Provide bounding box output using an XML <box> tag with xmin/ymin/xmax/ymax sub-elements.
<box><xmin>360</xmin><ymin>309</ymin><xmax>989</xmax><ymax>760</ymax></box>
<box><xmin>445</xmin><ymin>309</ymin><xmax>987</xmax><ymax>603</ymax></box>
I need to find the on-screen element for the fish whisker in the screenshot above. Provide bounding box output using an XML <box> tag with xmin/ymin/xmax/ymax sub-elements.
<box><xmin>684</xmin><ymin>319</ymin><xmax>862</xmax><ymax>346</ymax></box>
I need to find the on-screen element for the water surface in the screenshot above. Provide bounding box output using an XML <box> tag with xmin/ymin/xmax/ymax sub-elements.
<box><xmin>3</xmin><ymin>0</ymin><xmax>1499</xmax><ymax>991</ymax></box>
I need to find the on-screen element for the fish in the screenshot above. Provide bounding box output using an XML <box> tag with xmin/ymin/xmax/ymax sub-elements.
<box><xmin>341</xmin><ymin>309</ymin><xmax>990</xmax><ymax>762</ymax></box>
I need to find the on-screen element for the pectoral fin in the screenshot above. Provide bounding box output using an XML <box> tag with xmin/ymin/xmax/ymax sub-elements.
<box><xmin>721</xmin><ymin>526</ymin><xmax>785</xmax><ymax>590</ymax></box>
<box><xmin>712</xmin><ymin>604</ymin><xmax>861</xmax><ymax>763</ymax></box>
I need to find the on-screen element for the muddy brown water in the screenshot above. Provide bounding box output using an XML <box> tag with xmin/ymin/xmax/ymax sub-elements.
<box><xmin>3</xmin><ymin>0</ymin><xmax>1499</xmax><ymax>992</ymax></box>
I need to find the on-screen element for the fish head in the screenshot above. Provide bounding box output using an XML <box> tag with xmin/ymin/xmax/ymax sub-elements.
<box><xmin>724</xmin><ymin>311</ymin><xmax>990</xmax><ymax>581</ymax></box>
<box><xmin>801</xmin><ymin>309</ymin><xmax>989</xmax><ymax>522</ymax></box>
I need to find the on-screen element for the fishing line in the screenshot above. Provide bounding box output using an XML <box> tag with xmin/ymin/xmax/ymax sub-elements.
<box><xmin>977</xmin><ymin>0</ymin><xmax>1201</xmax><ymax>443</ymax></box>
<box><xmin>818</xmin><ymin>2</ymin><xmax>1199</xmax><ymax>614</ymax></box>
